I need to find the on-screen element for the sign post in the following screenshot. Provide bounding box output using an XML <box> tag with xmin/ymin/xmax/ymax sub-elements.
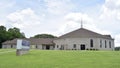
<box><xmin>16</xmin><ymin>39</ymin><xmax>30</xmax><ymax>56</ymax></box>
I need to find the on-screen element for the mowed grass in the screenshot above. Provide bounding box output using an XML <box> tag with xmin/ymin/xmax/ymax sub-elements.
<box><xmin>0</xmin><ymin>49</ymin><xmax>120</xmax><ymax>68</ymax></box>
<box><xmin>0</xmin><ymin>49</ymin><xmax>15</xmax><ymax>52</ymax></box>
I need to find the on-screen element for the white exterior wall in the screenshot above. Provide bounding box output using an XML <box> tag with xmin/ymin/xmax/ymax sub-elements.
<box><xmin>31</xmin><ymin>45</ymin><xmax>36</xmax><ymax>49</ymax></box>
<box><xmin>36</xmin><ymin>45</ymin><xmax>42</xmax><ymax>49</ymax></box>
<box><xmin>50</xmin><ymin>46</ymin><xmax>54</xmax><ymax>50</ymax></box>
<box><xmin>42</xmin><ymin>46</ymin><xmax>46</xmax><ymax>50</ymax></box>
<box><xmin>2</xmin><ymin>45</ymin><xmax>16</xmax><ymax>49</ymax></box>
<box><xmin>54</xmin><ymin>38</ymin><xmax>94</xmax><ymax>50</ymax></box>
<box><xmin>97</xmin><ymin>38</ymin><xmax>114</xmax><ymax>51</ymax></box>
<box><xmin>2</xmin><ymin>45</ymin><xmax>10</xmax><ymax>48</ymax></box>
<box><xmin>54</xmin><ymin>38</ymin><xmax>114</xmax><ymax>51</ymax></box>
<box><xmin>31</xmin><ymin>45</ymin><xmax>42</xmax><ymax>49</ymax></box>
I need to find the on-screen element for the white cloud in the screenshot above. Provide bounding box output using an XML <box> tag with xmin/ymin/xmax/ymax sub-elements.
<box><xmin>56</xmin><ymin>0</ymin><xmax>119</xmax><ymax>39</ymax></box>
<box><xmin>100</xmin><ymin>0</ymin><xmax>120</xmax><ymax>20</ymax></box>
<box><xmin>0</xmin><ymin>22</ymin><xmax>6</xmax><ymax>26</ymax></box>
<box><xmin>0</xmin><ymin>0</ymin><xmax>15</xmax><ymax>26</ymax></box>
<box><xmin>98</xmin><ymin>0</ymin><xmax>120</xmax><ymax>46</ymax></box>
<box><xmin>57</xmin><ymin>12</ymin><xmax>111</xmax><ymax>36</ymax></box>
<box><xmin>7</xmin><ymin>8</ymin><xmax>41</xmax><ymax>28</ymax></box>
<box><xmin>7</xmin><ymin>8</ymin><xmax>43</xmax><ymax>37</ymax></box>
<box><xmin>3</xmin><ymin>0</ymin><xmax>120</xmax><ymax>47</ymax></box>
<box><xmin>65</xmin><ymin>12</ymin><xmax>93</xmax><ymax>23</ymax></box>
<box><xmin>0</xmin><ymin>1</ymin><xmax>15</xmax><ymax>9</ymax></box>
<box><xmin>44</xmin><ymin>0</ymin><xmax>74</xmax><ymax>15</ymax></box>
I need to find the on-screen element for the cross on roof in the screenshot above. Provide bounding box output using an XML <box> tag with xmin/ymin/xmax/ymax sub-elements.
<box><xmin>81</xmin><ymin>19</ymin><xmax>83</xmax><ymax>28</ymax></box>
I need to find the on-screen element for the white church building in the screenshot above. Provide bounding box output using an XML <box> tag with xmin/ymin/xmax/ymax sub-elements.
<box><xmin>2</xmin><ymin>27</ymin><xmax>114</xmax><ymax>51</ymax></box>
<box><xmin>54</xmin><ymin>27</ymin><xmax>114</xmax><ymax>51</ymax></box>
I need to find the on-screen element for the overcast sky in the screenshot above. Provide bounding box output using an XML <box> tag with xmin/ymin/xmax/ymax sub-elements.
<box><xmin>0</xmin><ymin>0</ymin><xmax>120</xmax><ymax>47</ymax></box>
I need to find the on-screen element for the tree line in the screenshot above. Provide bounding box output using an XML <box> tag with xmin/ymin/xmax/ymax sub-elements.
<box><xmin>115</xmin><ymin>47</ymin><xmax>120</xmax><ymax>51</ymax></box>
<box><xmin>32</xmin><ymin>34</ymin><xmax>57</xmax><ymax>38</ymax></box>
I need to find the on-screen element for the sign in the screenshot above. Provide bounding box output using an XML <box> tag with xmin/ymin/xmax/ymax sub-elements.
<box><xmin>16</xmin><ymin>39</ymin><xmax>30</xmax><ymax>56</ymax></box>
<box><xmin>17</xmin><ymin>39</ymin><xmax>30</xmax><ymax>49</ymax></box>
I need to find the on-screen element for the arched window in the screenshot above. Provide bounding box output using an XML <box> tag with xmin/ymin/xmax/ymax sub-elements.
<box><xmin>73</xmin><ymin>44</ymin><xmax>76</xmax><ymax>48</ymax></box>
<box><xmin>109</xmin><ymin>41</ymin><xmax>111</xmax><ymax>48</ymax></box>
<box><xmin>90</xmin><ymin>39</ymin><xmax>93</xmax><ymax>47</ymax></box>
<box><xmin>100</xmin><ymin>40</ymin><xmax>102</xmax><ymax>48</ymax></box>
<box><xmin>57</xmin><ymin>45</ymin><xmax>59</xmax><ymax>48</ymax></box>
<box><xmin>105</xmin><ymin>40</ymin><xmax>107</xmax><ymax>48</ymax></box>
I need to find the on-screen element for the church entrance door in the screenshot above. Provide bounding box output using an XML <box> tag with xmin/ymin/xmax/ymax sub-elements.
<box><xmin>80</xmin><ymin>44</ymin><xmax>85</xmax><ymax>50</ymax></box>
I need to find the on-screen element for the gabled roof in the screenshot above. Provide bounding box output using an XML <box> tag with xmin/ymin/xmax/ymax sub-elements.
<box><xmin>2</xmin><ymin>39</ymin><xmax>17</xmax><ymax>45</ymax></box>
<box><xmin>29</xmin><ymin>38</ymin><xmax>55</xmax><ymax>45</ymax></box>
<box><xmin>2</xmin><ymin>38</ymin><xmax>29</xmax><ymax>45</ymax></box>
<box><xmin>58</xmin><ymin>28</ymin><xmax>113</xmax><ymax>39</ymax></box>
<box><xmin>2</xmin><ymin>38</ymin><xmax>55</xmax><ymax>45</ymax></box>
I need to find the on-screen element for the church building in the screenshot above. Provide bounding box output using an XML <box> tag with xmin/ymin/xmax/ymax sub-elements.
<box><xmin>2</xmin><ymin>25</ymin><xmax>114</xmax><ymax>51</ymax></box>
<box><xmin>53</xmin><ymin>27</ymin><xmax>114</xmax><ymax>50</ymax></box>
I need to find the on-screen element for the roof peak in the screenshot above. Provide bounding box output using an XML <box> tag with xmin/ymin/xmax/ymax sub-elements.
<box><xmin>58</xmin><ymin>27</ymin><xmax>113</xmax><ymax>39</ymax></box>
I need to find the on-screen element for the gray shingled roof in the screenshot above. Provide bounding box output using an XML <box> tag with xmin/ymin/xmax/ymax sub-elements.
<box><xmin>58</xmin><ymin>28</ymin><xmax>113</xmax><ymax>39</ymax></box>
<box><xmin>29</xmin><ymin>38</ymin><xmax>54</xmax><ymax>45</ymax></box>
<box><xmin>2</xmin><ymin>39</ymin><xmax>17</xmax><ymax>45</ymax></box>
<box><xmin>2</xmin><ymin>38</ymin><xmax>55</xmax><ymax>45</ymax></box>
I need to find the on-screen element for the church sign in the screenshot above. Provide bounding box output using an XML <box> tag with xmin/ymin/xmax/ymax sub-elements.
<box><xmin>16</xmin><ymin>39</ymin><xmax>30</xmax><ymax>56</ymax></box>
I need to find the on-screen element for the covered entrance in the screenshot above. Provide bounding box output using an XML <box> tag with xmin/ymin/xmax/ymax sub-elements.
<box><xmin>80</xmin><ymin>44</ymin><xmax>85</xmax><ymax>50</ymax></box>
<box><xmin>42</xmin><ymin>44</ymin><xmax>55</xmax><ymax>50</ymax></box>
<box><xmin>46</xmin><ymin>45</ymin><xmax>50</xmax><ymax>50</ymax></box>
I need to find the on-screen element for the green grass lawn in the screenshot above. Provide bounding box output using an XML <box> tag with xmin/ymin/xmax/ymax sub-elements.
<box><xmin>0</xmin><ymin>49</ymin><xmax>120</xmax><ymax>68</ymax></box>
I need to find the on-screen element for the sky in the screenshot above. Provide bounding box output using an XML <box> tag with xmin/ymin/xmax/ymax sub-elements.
<box><xmin>0</xmin><ymin>0</ymin><xmax>120</xmax><ymax>47</ymax></box>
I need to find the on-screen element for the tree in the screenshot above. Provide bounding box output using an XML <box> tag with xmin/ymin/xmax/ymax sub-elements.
<box><xmin>0</xmin><ymin>25</ymin><xmax>6</xmax><ymax>31</ymax></box>
<box><xmin>8</xmin><ymin>27</ymin><xmax>25</xmax><ymax>39</ymax></box>
<box><xmin>0</xmin><ymin>26</ymin><xmax>26</xmax><ymax>48</ymax></box>
<box><xmin>32</xmin><ymin>34</ymin><xmax>57</xmax><ymax>38</ymax></box>
<box><xmin>115</xmin><ymin>47</ymin><xmax>120</xmax><ymax>51</ymax></box>
<box><xmin>0</xmin><ymin>26</ymin><xmax>7</xmax><ymax>48</ymax></box>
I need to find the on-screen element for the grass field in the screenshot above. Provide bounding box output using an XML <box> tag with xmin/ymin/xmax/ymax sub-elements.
<box><xmin>0</xmin><ymin>49</ymin><xmax>120</xmax><ymax>68</ymax></box>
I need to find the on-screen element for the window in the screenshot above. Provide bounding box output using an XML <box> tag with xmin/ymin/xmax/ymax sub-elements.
<box><xmin>57</xmin><ymin>45</ymin><xmax>59</xmax><ymax>48</ymax></box>
<box><xmin>100</xmin><ymin>40</ymin><xmax>102</xmax><ymax>48</ymax></box>
<box><xmin>61</xmin><ymin>45</ymin><xmax>64</xmax><ymax>50</ymax></box>
<box><xmin>109</xmin><ymin>41</ymin><xmax>111</xmax><ymax>48</ymax></box>
<box><xmin>73</xmin><ymin>44</ymin><xmax>76</xmax><ymax>48</ymax></box>
<box><xmin>53</xmin><ymin>45</ymin><xmax>55</xmax><ymax>48</ymax></box>
<box><xmin>105</xmin><ymin>40</ymin><xmax>107</xmax><ymax>48</ymax></box>
<box><xmin>90</xmin><ymin>39</ymin><xmax>93</xmax><ymax>47</ymax></box>
<box><xmin>11</xmin><ymin>45</ymin><xmax>13</xmax><ymax>48</ymax></box>
<box><xmin>36</xmin><ymin>45</ymin><xmax>38</xmax><ymax>48</ymax></box>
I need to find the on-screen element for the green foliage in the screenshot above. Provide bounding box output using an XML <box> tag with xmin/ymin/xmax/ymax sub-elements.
<box><xmin>0</xmin><ymin>25</ymin><xmax>6</xmax><ymax>31</ymax></box>
<box><xmin>0</xmin><ymin>50</ymin><xmax>120</xmax><ymax>68</ymax></box>
<box><xmin>33</xmin><ymin>34</ymin><xmax>57</xmax><ymax>38</ymax></box>
<box><xmin>8</xmin><ymin>27</ymin><xmax>25</xmax><ymax>39</ymax></box>
<box><xmin>0</xmin><ymin>26</ymin><xmax>7</xmax><ymax>48</ymax></box>
<box><xmin>115</xmin><ymin>47</ymin><xmax>120</xmax><ymax>51</ymax></box>
<box><xmin>0</xmin><ymin>25</ymin><xmax>25</xmax><ymax>48</ymax></box>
